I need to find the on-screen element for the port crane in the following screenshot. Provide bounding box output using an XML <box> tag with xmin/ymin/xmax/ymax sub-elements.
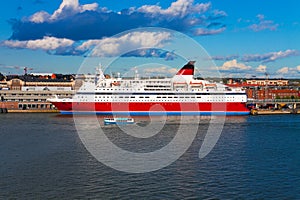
<box><xmin>0</xmin><ymin>64</ymin><xmax>33</xmax><ymax>75</ymax></box>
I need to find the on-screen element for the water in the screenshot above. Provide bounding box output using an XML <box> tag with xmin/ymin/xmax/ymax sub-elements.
<box><xmin>0</xmin><ymin>113</ymin><xmax>300</xmax><ymax>199</ymax></box>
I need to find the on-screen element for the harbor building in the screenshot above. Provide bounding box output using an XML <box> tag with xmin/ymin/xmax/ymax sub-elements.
<box><xmin>0</xmin><ymin>74</ymin><xmax>75</xmax><ymax>112</ymax></box>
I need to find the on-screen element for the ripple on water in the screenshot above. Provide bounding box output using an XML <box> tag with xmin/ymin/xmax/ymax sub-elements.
<box><xmin>0</xmin><ymin>114</ymin><xmax>300</xmax><ymax>199</ymax></box>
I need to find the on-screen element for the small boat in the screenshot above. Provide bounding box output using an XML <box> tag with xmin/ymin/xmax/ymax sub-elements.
<box><xmin>104</xmin><ymin>117</ymin><xmax>135</xmax><ymax>125</ymax></box>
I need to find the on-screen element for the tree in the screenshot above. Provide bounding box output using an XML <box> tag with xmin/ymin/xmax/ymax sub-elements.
<box><xmin>0</xmin><ymin>73</ymin><xmax>5</xmax><ymax>81</ymax></box>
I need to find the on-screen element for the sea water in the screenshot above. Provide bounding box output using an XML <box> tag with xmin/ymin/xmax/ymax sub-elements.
<box><xmin>0</xmin><ymin>113</ymin><xmax>299</xmax><ymax>199</ymax></box>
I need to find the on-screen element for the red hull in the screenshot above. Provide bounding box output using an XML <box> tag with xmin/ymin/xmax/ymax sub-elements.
<box><xmin>52</xmin><ymin>101</ymin><xmax>250</xmax><ymax>115</ymax></box>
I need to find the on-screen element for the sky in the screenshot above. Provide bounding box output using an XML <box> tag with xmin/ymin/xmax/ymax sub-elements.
<box><xmin>0</xmin><ymin>0</ymin><xmax>299</xmax><ymax>78</ymax></box>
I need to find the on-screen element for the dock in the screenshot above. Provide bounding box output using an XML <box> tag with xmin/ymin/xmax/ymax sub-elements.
<box><xmin>248</xmin><ymin>99</ymin><xmax>300</xmax><ymax>115</ymax></box>
<box><xmin>7</xmin><ymin>109</ymin><xmax>60</xmax><ymax>113</ymax></box>
<box><xmin>250</xmin><ymin>109</ymin><xmax>299</xmax><ymax>115</ymax></box>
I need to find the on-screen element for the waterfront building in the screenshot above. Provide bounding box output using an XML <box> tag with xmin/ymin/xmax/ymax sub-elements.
<box><xmin>245</xmin><ymin>78</ymin><xmax>289</xmax><ymax>86</ymax></box>
<box><xmin>0</xmin><ymin>76</ymin><xmax>75</xmax><ymax>112</ymax></box>
<box><xmin>246</xmin><ymin>88</ymin><xmax>300</xmax><ymax>100</ymax></box>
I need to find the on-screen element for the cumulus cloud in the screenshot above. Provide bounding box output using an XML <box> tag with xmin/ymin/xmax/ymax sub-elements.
<box><xmin>211</xmin><ymin>10</ymin><xmax>228</xmax><ymax>19</ymax></box>
<box><xmin>29</xmin><ymin>11</ymin><xmax>51</xmax><ymax>23</ymax></box>
<box><xmin>276</xmin><ymin>66</ymin><xmax>300</xmax><ymax>76</ymax></box>
<box><xmin>78</xmin><ymin>31</ymin><xmax>172</xmax><ymax>57</ymax></box>
<box><xmin>256</xmin><ymin>65</ymin><xmax>267</xmax><ymax>72</ymax></box>
<box><xmin>2</xmin><ymin>36</ymin><xmax>74</xmax><ymax>50</ymax></box>
<box><xmin>7</xmin><ymin>0</ymin><xmax>226</xmax><ymax>42</ymax></box>
<box><xmin>193</xmin><ymin>27</ymin><xmax>226</xmax><ymax>36</ymax></box>
<box><xmin>218</xmin><ymin>59</ymin><xmax>252</xmax><ymax>72</ymax></box>
<box><xmin>29</xmin><ymin>0</ymin><xmax>98</xmax><ymax>23</ymax></box>
<box><xmin>1</xmin><ymin>31</ymin><xmax>174</xmax><ymax>58</ymax></box>
<box><xmin>276</xmin><ymin>67</ymin><xmax>289</xmax><ymax>74</ymax></box>
<box><xmin>248</xmin><ymin>14</ymin><xmax>279</xmax><ymax>32</ymax></box>
<box><xmin>3</xmin><ymin>0</ymin><xmax>228</xmax><ymax>58</ymax></box>
<box><xmin>137</xmin><ymin>0</ymin><xmax>211</xmax><ymax>18</ymax></box>
<box><xmin>242</xmin><ymin>49</ymin><xmax>299</xmax><ymax>63</ymax></box>
<box><xmin>210</xmin><ymin>54</ymin><xmax>239</xmax><ymax>61</ymax></box>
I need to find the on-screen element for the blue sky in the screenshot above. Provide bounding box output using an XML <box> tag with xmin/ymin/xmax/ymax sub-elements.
<box><xmin>0</xmin><ymin>0</ymin><xmax>299</xmax><ymax>78</ymax></box>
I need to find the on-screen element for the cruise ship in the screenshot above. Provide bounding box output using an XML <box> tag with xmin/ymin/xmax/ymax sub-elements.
<box><xmin>49</xmin><ymin>61</ymin><xmax>250</xmax><ymax>115</ymax></box>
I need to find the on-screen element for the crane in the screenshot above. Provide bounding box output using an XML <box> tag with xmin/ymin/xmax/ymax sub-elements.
<box><xmin>23</xmin><ymin>67</ymin><xmax>34</xmax><ymax>75</ymax></box>
<box><xmin>0</xmin><ymin>64</ymin><xmax>33</xmax><ymax>75</ymax></box>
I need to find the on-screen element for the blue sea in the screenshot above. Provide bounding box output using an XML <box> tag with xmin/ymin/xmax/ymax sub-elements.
<box><xmin>0</xmin><ymin>113</ymin><xmax>299</xmax><ymax>199</ymax></box>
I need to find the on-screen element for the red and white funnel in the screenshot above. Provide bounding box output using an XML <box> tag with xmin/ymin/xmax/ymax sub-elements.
<box><xmin>172</xmin><ymin>61</ymin><xmax>195</xmax><ymax>83</ymax></box>
<box><xmin>176</xmin><ymin>61</ymin><xmax>195</xmax><ymax>76</ymax></box>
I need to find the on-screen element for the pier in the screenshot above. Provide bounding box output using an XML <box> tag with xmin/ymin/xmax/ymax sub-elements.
<box><xmin>247</xmin><ymin>99</ymin><xmax>300</xmax><ymax>115</ymax></box>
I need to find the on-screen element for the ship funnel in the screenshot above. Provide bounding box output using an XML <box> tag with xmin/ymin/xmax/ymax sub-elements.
<box><xmin>176</xmin><ymin>61</ymin><xmax>195</xmax><ymax>76</ymax></box>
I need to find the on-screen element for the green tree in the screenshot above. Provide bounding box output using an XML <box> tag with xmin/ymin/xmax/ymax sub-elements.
<box><xmin>0</xmin><ymin>73</ymin><xmax>5</xmax><ymax>81</ymax></box>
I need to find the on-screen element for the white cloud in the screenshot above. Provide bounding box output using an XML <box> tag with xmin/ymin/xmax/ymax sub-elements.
<box><xmin>248</xmin><ymin>14</ymin><xmax>279</xmax><ymax>32</ymax></box>
<box><xmin>277</xmin><ymin>66</ymin><xmax>300</xmax><ymax>77</ymax></box>
<box><xmin>2</xmin><ymin>31</ymin><xmax>172</xmax><ymax>57</ymax></box>
<box><xmin>256</xmin><ymin>65</ymin><xmax>267</xmax><ymax>72</ymax></box>
<box><xmin>138</xmin><ymin>0</ymin><xmax>210</xmax><ymax>18</ymax></box>
<box><xmin>276</xmin><ymin>67</ymin><xmax>290</xmax><ymax>74</ymax></box>
<box><xmin>78</xmin><ymin>31</ymin><xmax>172</xmax><ymax>57</ymax></box>
<box><xmin>193</xmin><ymin>27</ymin><xmax>226</xmax><ymax>36</ymax></box>
<box><xmin>212</xmin><ymin>9</ymin><xmax>227</xmax><ymax>17</ymax></box>
<box><xmin>219</xmin><ymin>59</ymin><xmax>251</xmax><ymax>71</ymax></box>
<box><xmin>242</xmin><ymin>49</ymin><xmax>299</xmax><ymax>63</ymax></box>
<box><xmin>29</xmin><ymin>0</ymin><xmax>99</xmax><ymax>23</ymax></box>
<box><xmin>269</xmin><ymin>49</ymin><xmax>298</xmax><ymax>61</ymax></box>
<box><xmin>3</xmin><ymin>36</ymin><xmax>74</xmax><ymax>50</ymax></box>
<box><xmin>29</xmin><ymin>11</ymin><xmax>51</xmax><ymax>23</ymax></box>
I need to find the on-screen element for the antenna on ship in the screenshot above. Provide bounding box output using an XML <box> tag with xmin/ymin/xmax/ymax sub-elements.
<box><xmin>134</xmin><ymin>67</ymin><xmax>139</xmax><ymax>80</ymax></box>
<box><xmin>95</xmin><ymin>62</ymin><xmax>106</xmax><ymax>82</ymax></box>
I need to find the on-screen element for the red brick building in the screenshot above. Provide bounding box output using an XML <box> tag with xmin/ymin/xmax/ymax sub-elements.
<box><xmin>245</xmin><ymin>79</ymin><xmax>289</xmax><ymax>86</ymax></box>
<box><xmin>247</xmin><ymin>88</ymin><xmax>300</xmax><ymax>100</ymax></box>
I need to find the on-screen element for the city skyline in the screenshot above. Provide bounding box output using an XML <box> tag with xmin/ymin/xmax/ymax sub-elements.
<box><xmin>0</xmin><ymin>0</ymin><xmax>299</xmax><ymax>78</ymax></box>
